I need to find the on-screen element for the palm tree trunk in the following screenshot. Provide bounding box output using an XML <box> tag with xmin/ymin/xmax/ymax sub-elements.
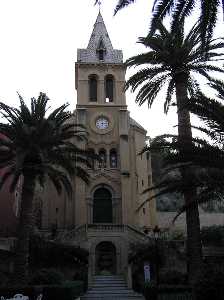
<box><xmin>175</xmin><ymin>73</ymin><xmax>202</xmax><ymax>284</ymax></box>
<box><xmin>13</xmin><ymin>174</ymin><xmax>36</xmax><ymax>285</ymax></box>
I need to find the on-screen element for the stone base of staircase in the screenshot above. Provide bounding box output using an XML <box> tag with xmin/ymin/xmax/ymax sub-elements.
<box><xmin>81</xmin><ymin>275</ymin><xmax>144</xmax><ymax>300</ymax></box>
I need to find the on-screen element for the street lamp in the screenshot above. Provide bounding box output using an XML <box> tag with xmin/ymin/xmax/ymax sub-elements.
<box><xmin>153</xmin><ymin>225</ymin><xmax>160</xmax><ymax>285</ymax></box>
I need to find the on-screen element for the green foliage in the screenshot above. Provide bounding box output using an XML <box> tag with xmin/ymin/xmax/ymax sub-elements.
<box><xmin>0</xmin><ymin>93</ymin><xmax>94</xmax><ymax>284</ymax></box>
<box><xmin>129</xmin><ymin>242</ymin><xmax>161</xmax><ymax>265</ymax></box>
<box><xmin>194</xmin><ymin>264</ymin><xmax>224</xmax><ymax>300</ymax></box>
<box><xmin>126</xmin><ymin>22</ymin><xmax>224</xmax><ymax>114</ymax></box>
<box><xmin>159</xmin><ymin>270</ymin><xmax>187</xmax><ymax>285</ymax></box>
<box><xmin>201</xmin><ymin>225</ymin><xmax>224</xmax><ymax>247</ymax></box>
<box><xmin>30</xmin><ymin>236</ymin><xmax>89</xmax><ymax>268</ymax></box>
<box><xmin>147</xmin><ymin>85</ymin><xmax>224</xmax><ymax>216</ymax></box>
<box><xmin>0</xmin><ymin>272</ymin><xmax>10</xmax><ymax>287</ymax></box>
<box><xmin>0</xmin><ymin>281</ymin><xmax>84</xmax><ymax>300</ymax></box>
<box><xmin>29</xmin><ymin>268</ymin><xmax>65</xmax><ymax>285</ymax></box>
<box><xmin>143</xmin><ymin>280</ymin><xmax>157</xmax><ymax>300</ymax></box>
<box><xmin>96</xmin><ymin>0</ymin><xmax>223</xmax><ymax>50</ymax></box>
<box><xmin>42</xmin><ymin>281</ymin><xmax>84</xmax><ymax>300</ymax></box>
<box><xmin>0</xmin><ymin>93</ymin><xmax>91</xmax><ymax>193</ymax></box>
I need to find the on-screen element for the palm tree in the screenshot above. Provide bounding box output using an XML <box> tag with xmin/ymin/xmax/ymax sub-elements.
<box><xmin>125</xmin><ymin>21</ymin><xmax>224</xmax><ymax>283</ymax></box>
<box><xmin>95</xmin><ymin>0</ymin><xmax>223</xmax><ymax>47</ymax></box>
<box><xmin>0</xmin><ymin>93</ymin><xmax>91</xmax><ymax>285</ymax></box>
<box><xmin>145</xmin><ymin>83</ymin><xmax>224</xmax><ymax>218</ymax></box>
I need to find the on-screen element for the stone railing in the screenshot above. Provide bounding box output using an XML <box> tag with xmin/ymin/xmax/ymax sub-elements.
<box><xmin>55</xmin><ymin>224</ymin><xmax>87</xmax><ymax>244</ymax></box>
<box><xmin>87</xmin><ymin>224</ymin><xmax>125</xmax><ymax>232</ymax></box>
<box><xmin>126</xmin><ymin>225</ymin><xmax>151</xmax><ymax>244</ymax></box>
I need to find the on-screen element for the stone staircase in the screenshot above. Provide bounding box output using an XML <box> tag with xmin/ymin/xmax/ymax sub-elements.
<box><xmin>81</xmin><ymin>275</ymin><xmax>144</xmax><ymax>300</ymax></box>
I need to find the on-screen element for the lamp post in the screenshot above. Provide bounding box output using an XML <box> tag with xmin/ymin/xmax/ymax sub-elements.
<box><xmin>153</xmin><ymin>226</ymin><xmax>160</xmax><ymax>286</ymax></box>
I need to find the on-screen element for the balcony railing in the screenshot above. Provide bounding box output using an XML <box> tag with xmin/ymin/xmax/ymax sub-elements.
<box><xmin>87</xmin><ymin>224</ymin><xmax>125</xmax><ymax>232</ymax></box>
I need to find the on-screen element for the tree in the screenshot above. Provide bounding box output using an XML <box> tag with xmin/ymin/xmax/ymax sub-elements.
<box><xmin>95</xmin><ymin>0</ymin><xmax>223</xmax><ymax>47</ymax></box>
<box><xmin>138</xmin><ymin>83</ymin><xmax>224</xmax><ymax>215</ymax></box>
<box><xmin>0</xmin><ymin>93</ymin><xmax>92</xmax><ymax>285</ymax></box>
<box><xmin>125</xmin><ymin>21</ymin><xmax>224</xmax><ymax>283</ymax></box>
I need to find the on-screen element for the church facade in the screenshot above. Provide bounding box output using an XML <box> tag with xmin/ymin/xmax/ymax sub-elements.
<box><xmin>0</xmin><ymin>12</ymin><xmax>156</xmax><ymax>279</ymax></box>
<box><xmin>40</xmin><ymin>12</ymin><xmax>157</xmax><ymax>278</ymax></box>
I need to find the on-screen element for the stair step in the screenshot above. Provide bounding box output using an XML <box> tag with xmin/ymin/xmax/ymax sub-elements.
<box><xmin>93</xmin><ymin>278</ymin><xmax>125</xmax><ymax>281</ymax></box>
<box><xmin>81</xmin><ymin>296</ymin><xmax>143</xmax><ymax>299</ymax></box>
<box><xmin>87</xmin><ymin>290</ymin><xmax>137</xmax><ymax>293</ymax></box>
<box><xmin>81</xmin><ymin>295</ymin><xmax>144</xmax><ymax>300</ymax></box>
<box><xmin>81</xmin><ymin>275</ymin><xmax>144</xmax><ymax>300</ymax></box>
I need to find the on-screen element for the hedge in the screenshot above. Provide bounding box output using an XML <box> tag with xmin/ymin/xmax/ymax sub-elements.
<box><xmin>143</xmin><ymin>285</ymin><xmax>193</xmax><ymax>300</ymax></box>
<box><xmin>0</xmin><ymin>281</ymin><xmax>84</xmax><ymax>300</ymax></box>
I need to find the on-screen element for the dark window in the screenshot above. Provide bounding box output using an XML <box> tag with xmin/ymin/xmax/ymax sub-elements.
<box><xmin>110</xmin><ymin>149</ymin><xmax>117</xmax><ymax>168</ymax></box>
<box><xmin>93</xmin><ymin>188</ymin><xmax>112</xmax><ymax>223</ymax></box>
<box><xmin>105</xmin><ymin>75</ymin><xmax>114</xmax><ymax>102</ymax></box>
<box><xmin>143</xmin><ymin>208</ymin><xmax>146</xmax><ymax>214</ymax></box>
<box><xmin>97</xmin><ymin>39</ymin><xmax>106</xmax><ymax>61</ymax></box>
<box><xmin>99</xmin><ymin>149</ymin><xmax>106</xmax><ymax>168</ymax></box>
<box><xmin>89</xmin><ymin>75</ymin><xmax>97</xmax><ymax>102</ymax></box>
<box><xmin>98</xmin><ymin>49</ymin><xmax>104</xmax><ymax>61</ymax></box>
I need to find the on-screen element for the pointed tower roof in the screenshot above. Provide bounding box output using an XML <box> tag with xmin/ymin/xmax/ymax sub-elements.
<box><xmin>77</xmin><ymin>12</ymin><xmax>123</xmax><ymax>64</ymax></box>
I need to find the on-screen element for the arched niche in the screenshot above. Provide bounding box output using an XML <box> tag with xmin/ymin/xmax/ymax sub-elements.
<box><xmin>95</xmin><ymin>241</ymin><xmax>116</xmax><ymax>275</ymax></box>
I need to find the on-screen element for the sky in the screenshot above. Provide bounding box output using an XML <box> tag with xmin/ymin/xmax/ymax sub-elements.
<box><xmin>0</xmin><ymin>0</ymin><xmax>223</xmax><ymax>137</ymax></box>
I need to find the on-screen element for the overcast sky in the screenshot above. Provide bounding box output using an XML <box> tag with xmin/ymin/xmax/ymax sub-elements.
<box><xmin>0</xmin><ymin>0</ymin><xmax>223</xmax><ymax>137</ymax></box>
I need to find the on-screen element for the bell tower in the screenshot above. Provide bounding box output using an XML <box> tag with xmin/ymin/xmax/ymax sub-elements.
<box><xmin>73</xmin><ymin>11</ymin><xmax>156</xmax><ymax>250</ymax></box>
<box><xmin>75</xmin><ymin>11</ymin><xmax>126</xmax><ymax>107</ymax></box>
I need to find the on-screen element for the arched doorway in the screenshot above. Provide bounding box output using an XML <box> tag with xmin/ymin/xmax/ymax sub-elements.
<box><xmin>93</xmin><ymin>188</ymin><xmax>112</xmax><ymax>223</ymax></box>
<box><xmin>95</xmin><ymin>242</ymin><xmax>116</xmax><ymax>275</ymax></box>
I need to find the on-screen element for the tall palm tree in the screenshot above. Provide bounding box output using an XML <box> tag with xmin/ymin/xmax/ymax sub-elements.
<box><xmin>145</xmin><ymin>83</ymin><xmax>224</xmax><ymax>219</ymax></box>
<box><xmin>95</xmin><ymin>0</ymin><xmax>223</xmax><ymax>47</ymax></box>
<box><xmin>0</xmin><ymin>93</ymin><xmax>91</xmax><ymax>285</ymax></box>
<box><xmin>125</xmin><ymin>21</ymin><xmax>224</xmax><ymax>283</ymax></box>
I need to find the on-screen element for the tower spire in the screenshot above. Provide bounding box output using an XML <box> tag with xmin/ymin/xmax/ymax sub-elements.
<box><xmin>77</xmin><ymin>11</ymin><xmax>123</xmax><ymax>63</ymax></box>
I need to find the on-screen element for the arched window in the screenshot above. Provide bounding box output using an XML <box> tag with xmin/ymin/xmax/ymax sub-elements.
<box><xmin>110</xmin><ymin>149</ymin><xmax>117</xmax><ymax>168</ymax></box>
<box><xmin>105</xmin><ymin>75</ymin><xmax>114</xmax><ymax>102</ymax></box>
<box><xmin>93</xmin><ymin>188</ymin><xmax>112</xmax><ymax>223</ymax></box>
<box><xmin>89</xmin><ymin>74</ymin><xmax>98</xmax><ymax>102</ymax></box>
<box><xmin>87</xmin><ymin>148</ymin><xmax>95</xmax><ymax>169</ymax></box>
<box><xmin>99</xmin><ymin>149</ymin><xmax>106</xmax><ymax>168</ymax></box>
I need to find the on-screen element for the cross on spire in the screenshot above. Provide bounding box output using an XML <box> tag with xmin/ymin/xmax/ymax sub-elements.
<box><xmin>98</xmin><ymin>0</ymin><xmax>102</xmax><ymax>12</ymax></box>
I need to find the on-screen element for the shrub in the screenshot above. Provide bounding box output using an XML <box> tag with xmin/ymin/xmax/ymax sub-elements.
<box><xmin>43</xmin><ymin>281</ymin><xmax>84</xmax><ymax>300</ymax></box>
<box><xmin>29</xmin><ymin>268</ymin><xmax>64</xmax><ymax>285</ymax></box>
<box><xmin>0</xmin><ymin>282</ymin><xmax>84</xmax><ymax>300</ymax></box>
<box><xmin>159</xmin><ymin>270</ymin><xmax>187</xmax><ymax>285</ymax></box>
<box><xmin>143</xmin><ymin>281</ymin><xmax>157</xmax><ymax>300</ymax></box>
<box><xmin>201</xmin><ymin>225</ymin><xmax>224</xmax><ymax>247</ymax></box>
<box><xmin>0</xmin><ymin>272</ymin><xmax>9</xmax><ymax>287</ymax></box>
<box><xmin>194</xmin><ymin>264</ymin><xmax>224</xmax><ymax>300</ymax></box>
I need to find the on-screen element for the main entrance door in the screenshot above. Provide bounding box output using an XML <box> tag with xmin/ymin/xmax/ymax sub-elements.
<box><xmin>93</xmin><ymin>188</ymin><xmax>112</xmax><ymax>223</ymax></box>
<box><xmin>95</xmin><ymin>242</ymin><xmax>116</xmax><ymax>275</ymax></box>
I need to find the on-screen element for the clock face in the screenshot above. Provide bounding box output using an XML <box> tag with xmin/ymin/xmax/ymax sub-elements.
<box><xmin>96</xmin><ymin>117</ymin><xmax>109</xmax><ymax>129</ymax></box>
